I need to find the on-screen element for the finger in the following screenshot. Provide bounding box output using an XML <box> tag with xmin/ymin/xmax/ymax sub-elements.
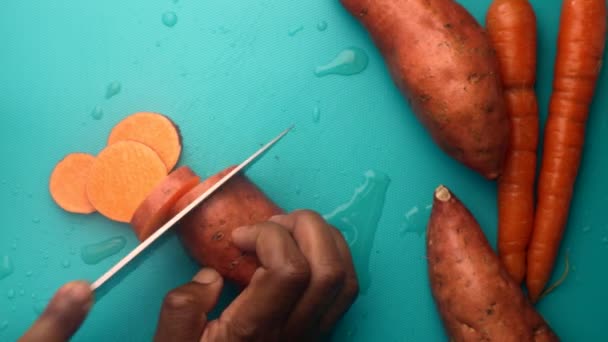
<box><xmin>319</xmin><ymin>227</ymin><xmax>360</xmax><ymax>332</ymax></box>
<box><xmin>19</xmin><ymin>281</ymin><xmax>93</xmax><ymax>342</ymax></box>
<box><xmin>220</xmin><ymin>222</ymin><xmax>310</xmax><ymax>340</ymax></box>
<box><xmin>154</xmin><ymin>268</ymin><xmax>223</xmax><ymax>342</ymax></box>
<box><xmin>272</xmin><ymin>210</ymin><xmax>346</xmax><ymax>339</ymax></box>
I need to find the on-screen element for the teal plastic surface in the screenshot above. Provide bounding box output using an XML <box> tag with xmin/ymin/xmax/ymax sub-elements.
<box><xmin>1</xmin><ymin>0</ymin><xmax>607</xmax><ymax>340</ymax></box>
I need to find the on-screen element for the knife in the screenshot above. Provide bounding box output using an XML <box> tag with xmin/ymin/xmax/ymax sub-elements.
<box><xmin>90</xmin><ymin>125</ymin><xmax>294</xmax><ymax>291</ymax></box>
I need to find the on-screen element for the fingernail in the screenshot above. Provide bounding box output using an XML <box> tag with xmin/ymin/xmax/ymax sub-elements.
<box><xmin>193</xmin><ymin>268</ymin><xmax>220</xmax><ymax>284</ymax></box>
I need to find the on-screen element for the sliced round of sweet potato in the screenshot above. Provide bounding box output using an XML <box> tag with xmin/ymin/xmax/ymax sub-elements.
<box><xmin>107</xmin><ymin>112</ymin><xmax>182</xmax><ymax>172</ymax></box>
<box><xmin>49</xmin><ymin>153</ymin><xmax>96</xmax><ymax>214</ymax></box>
<box><xmin>131</xmin><ymin>166</ymin><xmax>201</xmax><ymax>241</ymax></box>
<box><xmin>86</xmin><ymin>140</ymin><xmax>167</xmax><ymax>223</ymax></box>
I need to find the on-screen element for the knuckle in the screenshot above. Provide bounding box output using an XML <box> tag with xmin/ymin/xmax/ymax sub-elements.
<box><xmin>294</xmin><ymin>209</ymin><xmax>325</xmax><ymax>224</ymax></box>
<box><xmin>162</xmin><ymin>288</ymin><xmax>198</xmax><ymax>312</ymax></box>
<box><xmin>316</xmin><ymin>265</ymin><xmax>346</xmax><ymax>291</ymax></box>
<box><xmin>345</xmin><ymin>275</ymin><xmax>360</xmax><ymax>299</ymax></box>
<box><xmin>277</xmin><ymin>257</ymin><xmax>311</xmax><ymax>285</ymax></box>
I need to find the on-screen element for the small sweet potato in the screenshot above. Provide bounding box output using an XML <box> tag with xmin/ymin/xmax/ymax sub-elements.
<box><xmin>340</xmin><ymin>0</ymin><xmax>510</xmax><ymax>179</ymax></box>
<box><xmin>170</xmin><ymin>165</ymin><xmax>284</xmax><ymax>287</ymax></box>
<box><xmin>426</xmin><ymin>185</ymin><xmax>558</xmax><ymax>341</ymax></box>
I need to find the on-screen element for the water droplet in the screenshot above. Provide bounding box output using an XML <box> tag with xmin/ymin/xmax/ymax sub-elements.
<box><xmin>155</xmin><ymin>40</ymin><xmax>161</xmax><ymax>48</ymax></box>
<box><xmin>602</xmin><ymin>236</ymin><xmax>608</xmax><ymax>244</ymax></box>
<box><xmin>0</xmin><ymin>320</ymin><xmax>8</xmax><ymax>331</ymax></box>
<box><xmin>11</xmin><ymin>305</ymin><xmax>16</xmax><ymax>312</ymax></box>
<box><xmin>314</xmin><ymin>47</ymin><xmax>369</xmax><ymax>77</ymax></box>
<box><xmin>43</xmin><ymin>253</ymin><xmax>49</xmax><ymax>260</ymax></box>
<box><xmin>19</xmin><ymin>289</ymin><xmax>25</xmax><ymax>296</ymax></box>
<box><xmin>288</xmin><ymin>25</ymin><xmax>304</xmax><ymax>37</ymax></box>
<box><xmin>405</xmin><ymin>206</ymin><xmax>419</xmax><ymax>220</ymax></box>
<box><xmin>61</xmin><ymin>260</ymin><xmax>71</xmax><ymax>269</ymax></box>
<box><xmin>172</xmin><ymin>0</ymin><xmax>179</xmax><ymax>3</ymax></box>
<box><xmin>32</xmin><ymin>218</ymin><xmax>40</xmax><ymax>224</ymax></box>
<box><xmin>582</xmin><ymin>226</ymin><xmax>591</xmax><ymax>233</ymax></box>
<box><xmin>69</xmin><ymin>246</ymin><xmax>77</xmax><ymax>255</ymax></box>
<box><xmin>0</xmin><ymin>255</ymin><xmax>14</xmax><ymax>280</ymax></box>
<box><xmin>26</xmin><ymin>271</ymin><xmax>33</xmax><ymax>277</ymax></box>
<box><xmin>295</xmin><ymin>185</ymin><xmax>302</xmax><ymax>195</ymax></box>
<box><xmin>314</xmin><ymin>194</ymin><xmax>320</xmax><ymax>200</ymax></box>
<box><xmin>11</xmin><ymin>243</ymin><xmax>17</xmax><ymax>250</ymax></box>
<box><xmin>27</xmin><ymin>192</ymin><xmax>33</xmax><ymax>198</ymax></box>
<box><xmin>91</xmin><ymin>105</ymin><xmax>104</xmax><ymax>120</ymax></box>
<box><xmin>312</xmin><ymin>106</ymin><xmax>321</xmax><ymax>123</ymax></box>
<box><xmin>316</xmin><ymin>20</ymin><xmax>328</xmax><ymax>31</ymax></box>
<box><xmin>31</xmin><ymin>293</ymin><xmax>37</xmax><ymax>299</ymax></box>
<box><xmin>81</xmin><ymin>236</ymin><xmax>127</xmax><ymax>265</ymax></box>
<box><xmin>7</xmin><ymin>289</ymin><xmax>16</xmax><ymax>299</ymax></box>
<box><xmin>105</xmin><ymin>81</ymin><xmax>122</xmax><ymax>99</ymax></box>
<box><xmin>162</xmin><ymin>11</ymin><xmax>178</xmax><ymax>28</ymax></box>
<box><xmin>323</xmin><ymin>170</ymin><xmax>390</xmax><ymax>294</ymax></box>
<box><xmin>425</xmin><ymin>204</ymin><xmax>433</xmax><ymax>210</ymax></box>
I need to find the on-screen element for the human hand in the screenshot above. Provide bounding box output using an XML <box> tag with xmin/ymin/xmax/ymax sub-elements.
<box><xmin>18</xmin><ymin>281</ymin><xmax>94</xmax><ymax>342</ymax></box>
<box><xmin>153</xmin><ymin>209</ymin><xmax>359</xmax><ymax>342</ymax></box>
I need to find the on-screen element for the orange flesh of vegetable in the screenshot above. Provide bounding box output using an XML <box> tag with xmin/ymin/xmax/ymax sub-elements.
<box><xmin>107</xmin><ymin>112</ymin><xmax>182</xmax><ymax>172</ymax></box>
<box><xmin>49</xmin><ymin>153</ymin><xmax>96</xmax><ymax>214</ymax></box>
<box><xmin>86</xmin><ymin>140</ymin><xmax>167</xmax><ymax>223</ymax></box>
<box><xmin>130</xmin><ymin>166</ymin><xmax>200</xmax><ymax>241</ymax></box>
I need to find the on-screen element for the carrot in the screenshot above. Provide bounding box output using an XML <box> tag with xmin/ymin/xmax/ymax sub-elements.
<box><xmin>107</xmin><ymin>112</ymin><xmax>182</xmax><ymax>172</ymax></box>
<box><xmin>86</xmin><ymin>140</ymin><xmax>168</xmax><ymax>223</ymax></box>
<box><xmin>49</xmin><ymin>153</ymin><xmax>97</xmax><ymax>214</ymax></box>
<box><xmin>130</xmin><ymin>166</ymin><xmax>200</xmax><ymax>240</ymax></box>
<box><xmin>485</xmin><ymin>0</ymin><xmax>539</xmax><ymax>284</ymax></box>
<box><xmin>527</xmin><ymin>0</ymin><xmax>606</xmax><ymax>302</ymax></box>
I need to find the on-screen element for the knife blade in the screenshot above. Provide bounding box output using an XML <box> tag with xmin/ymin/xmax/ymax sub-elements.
<box><xmin>90</xmin><ymin>125</ymin><xmax>294</xmax><ymax>291</ymax></box>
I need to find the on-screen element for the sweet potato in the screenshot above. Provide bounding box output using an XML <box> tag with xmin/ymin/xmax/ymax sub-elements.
<box><xmin>170</xmin><ymin>165</ymin><xmax>284</xmax><ymax>287</ymax></box>
<box><xmin>130</xmin><ymin>166</ymin><xmax>200</xmax><ymax>241</ymax></box>
<box><xmin>340</xmin><ymin>0</ymin><xmax>510</xmax><ymax>179</ymax></box>
<box><xmin>426</xmin><ymin>185</ymin><xmax>558</xmax><ymax>341</ymax></box>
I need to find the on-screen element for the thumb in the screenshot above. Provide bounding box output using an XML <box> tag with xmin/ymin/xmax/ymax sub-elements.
<box><xmin>19</xmin><ymin>281</ymin><xmax>94</xmax><ymax>342</ymax></box>
<box><xmin>154</xmin><ymin>268</ymin><xmax>224</xmax><ymax>342</ymax></box>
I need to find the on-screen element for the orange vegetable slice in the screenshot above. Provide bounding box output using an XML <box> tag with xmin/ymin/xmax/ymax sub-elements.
<box><xmin>107</xmin><ymin>112</ymin><xmax>182</xmax><ymax>171</ymax></box>
<box><xmin>86</xmin><ymin>141</ymin><xmax>167</xmax><ymax>223</ymax></box>
<box><xmin>49</xmin><ymin>153</ymin><xmax>96</xmax><ymax>214</ymax></box>
<box><xmin>130</xmin><ymin>166</ymin><xmax>200</xmax><ymax>241</ymax></box>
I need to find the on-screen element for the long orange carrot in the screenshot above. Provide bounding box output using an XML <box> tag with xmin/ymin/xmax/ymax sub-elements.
<box><xmin>527</xmin><ymin>0</ymin><xmax>606</xmax><ymax>302</ymax></box>
<box><xmin>86</xmin><ymin>140</ymin><xmax>168</xmax><ymax>223</ymax></box>
<box><xmin>49</xmin><ymin>153</ymin><xmax>97</xmax><ymax>214</ymax></box>
<box><xmin>486</xmin><ymin>0</ymin><xmax>539</xmax><ymax>284</ymax></box>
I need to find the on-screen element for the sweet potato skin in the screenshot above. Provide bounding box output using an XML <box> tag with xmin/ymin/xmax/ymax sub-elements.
<box><xmin>130</xmin><ymin>166</ymin><xmax>200</xmax><ymax>241</ymax></box>
<box><xmin>170</xmin><ymin>166</ymin><xmax>284</xmax><ymax>287</ymax></box>
<box><xmin>426</xmin><ymin>185</ymin><xmax>558</xmax><ymax>342</ymax></box>
<box><xmin>340</xmin><ymin>0</ymin><xmax>510</xmax><ymax>179</ymax></box>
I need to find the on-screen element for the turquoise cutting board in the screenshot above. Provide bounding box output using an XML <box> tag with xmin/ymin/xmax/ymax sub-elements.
<box><xmin>1</xmin><ymin>0</ymin><xmax>607</xmax><ymax>340</ymax></box>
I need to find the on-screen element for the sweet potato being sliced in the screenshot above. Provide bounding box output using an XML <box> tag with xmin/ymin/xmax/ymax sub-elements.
<box><xmin>107</xmin><ymin>112</ymin><xmax>182</xmax><ymax>171</ymax></box>
<box><xmin>426</xmin><ymin>185</ymin><xmax>558</xmax><ymax>342</ymax></box>
<box><xmin>87</xmin><ymin>141</ymin><xmax>167</xmax><ymax>223</ymax></box>
<box><xmin>49</xmin><ymin>153</ymin><xmax>96</xmax><ymax>214</ymax></box>
<box><xmin>131</xmin><ymin>166</ymin><xmax>200</xmax><ymax>241</ymax></box>
<box><xmin>170</xmin><ymin>165</ymin><xmax>284</xmax><ymax>287</ymax></box>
